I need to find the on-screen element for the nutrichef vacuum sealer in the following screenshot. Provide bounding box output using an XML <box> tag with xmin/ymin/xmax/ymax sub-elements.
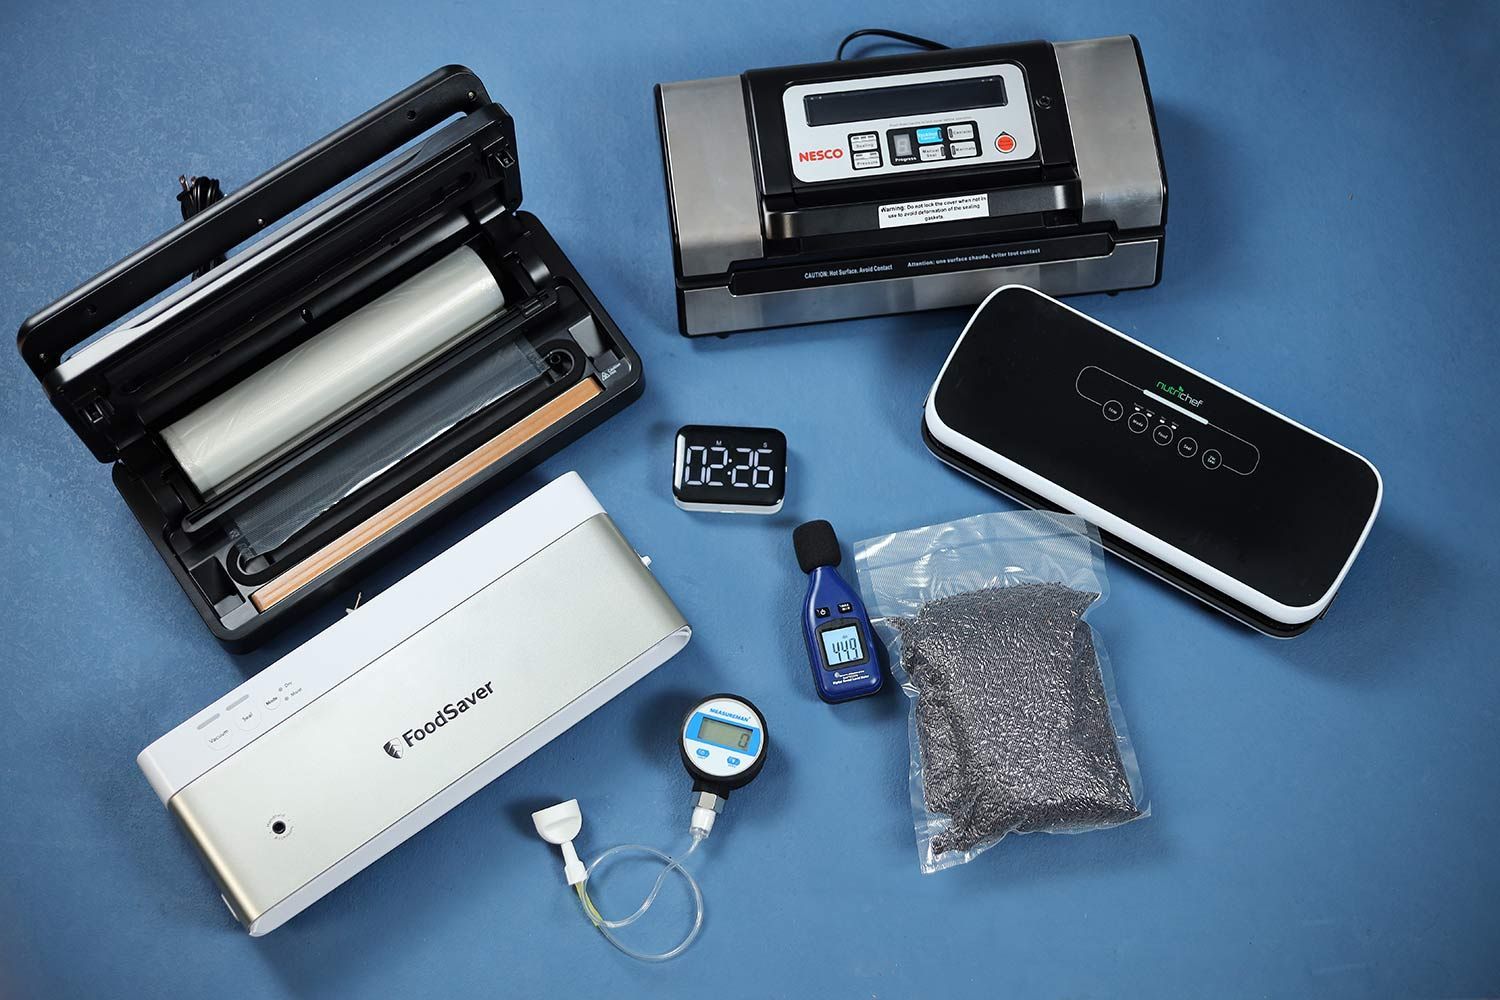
<box><xmin>656</xmin><ymin>35</ymin><xmax>1167</xmax><ymax>336</ymax></box>
<box><xmin>923</xmin><ymin>286</ymin><xmax>1382</xmax><ymax>637</ymax></box>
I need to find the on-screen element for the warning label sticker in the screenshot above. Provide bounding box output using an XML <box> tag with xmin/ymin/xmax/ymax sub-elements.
<box><xmin>877</xmin><ymin>194</ymin><xmax>989</xmax><ymax>229</ymax></box>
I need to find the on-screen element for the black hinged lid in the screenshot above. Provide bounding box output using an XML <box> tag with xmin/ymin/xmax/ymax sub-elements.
<box><xmin>16</xmin><ymin>65</ymin><xmax>522</xmax><ymax>463</ymax></box>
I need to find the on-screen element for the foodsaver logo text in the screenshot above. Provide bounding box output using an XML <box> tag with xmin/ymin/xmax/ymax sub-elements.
<box><xmin>385</xmin><ymin>681</ymin><xmax>495</xmax><ymax>758</ymax></box>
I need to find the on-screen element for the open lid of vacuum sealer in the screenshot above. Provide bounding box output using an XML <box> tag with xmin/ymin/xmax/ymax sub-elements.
<box><xmin>17</xmin><ymin>65</ymin><xmax>523</xmax><ymax>466</ymax></box>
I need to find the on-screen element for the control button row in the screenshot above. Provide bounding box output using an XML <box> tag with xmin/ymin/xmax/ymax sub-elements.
<box><xmin>1103</xmin><ymin>400</ymin><xmax>1222</xmax><ymax>470</ymax></box>
<box><xmin>204</xmin><ymin>682</ymin><xmax>307</xmax><ymax>750</ymax></box>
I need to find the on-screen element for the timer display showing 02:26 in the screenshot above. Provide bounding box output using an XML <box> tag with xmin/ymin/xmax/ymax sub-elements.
<box><xmin>673</xmin><ymin>424</ymin><xmax>787</xmax><ymax>511</ymax></box>
<box><xmin>680</xmin><ymin>445</ymin><xmax>777</xmax><ymax>490</ymax></box>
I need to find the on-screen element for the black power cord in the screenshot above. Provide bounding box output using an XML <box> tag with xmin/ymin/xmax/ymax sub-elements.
<box><xmin>835</xmin><ymin>28</ymin><xmax>950</xmax><ymax>61</ymax></box>
<box><xmin>176</xmin><ymin>174</ymin><xmax>226</xmax><ymax>278</ymax></box>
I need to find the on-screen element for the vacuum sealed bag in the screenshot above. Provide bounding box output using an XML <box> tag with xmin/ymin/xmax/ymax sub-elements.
<box><xmin>854</xmin><ymin>511</ymin><xmax>1147</xmax><ymax>873</ymax></box>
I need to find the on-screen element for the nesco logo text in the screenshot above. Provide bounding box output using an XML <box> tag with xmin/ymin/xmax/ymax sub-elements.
<box><xmin>386</xmin><ymin>681</ymin><xmax>495</xmax><ymax>757</ymax></box>
<box><xmin>797</xmin><ymin>148</ymin><xmax>844</xmax><ymax>162</ymax></box>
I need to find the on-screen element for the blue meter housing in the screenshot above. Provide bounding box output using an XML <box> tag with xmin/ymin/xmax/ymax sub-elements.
<box><xmin>793</xmin><ymin>520</ymin><xmax>882</xmax><ymax>703</ymax></box>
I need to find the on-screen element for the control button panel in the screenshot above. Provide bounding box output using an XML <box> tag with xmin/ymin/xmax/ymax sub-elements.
<box><xmin>784</xmin><ymin>63</ymin><xmax>1036</xmax><ymax>183</ymax></box>
<box><xmin>187</xmin><ymin>677</ymin><xmax>319</xmax><ymax>759</ymax></box>
<box><xmin>848</xmin><ymin>132</ymin><xmax>883</xmax><ymax>170</ymax></box>
<box><xmin>887</xmin><ymin>120</ymin><xmax>981</xmax><ymax>167</ymax></box>
<box><xmin>1077</xmin><ymin>366</ymin><xmax>1260</xmax><ymax>475</ymax></box>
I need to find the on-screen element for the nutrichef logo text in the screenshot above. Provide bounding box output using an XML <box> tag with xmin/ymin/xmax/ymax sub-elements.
<box><xmin>386</xmin><ymin>681</ymin><xmax>494</xmax><ymax>757</ymax></box>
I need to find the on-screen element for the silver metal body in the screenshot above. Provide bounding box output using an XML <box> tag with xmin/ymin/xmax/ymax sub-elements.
<box><xmin>656</xmin><ymin>36</ymin><xmax>1166</xmax><ymax>336</ymax></box>
<box><xmin>138</xmin><ymin>473</ymin><xmax>691</xmax><ymax>935</ymax></box>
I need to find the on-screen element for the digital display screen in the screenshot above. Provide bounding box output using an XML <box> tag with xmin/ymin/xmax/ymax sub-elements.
<box><xmin>820</xmin><ymin>624</ymin><xmax>865</xmax><ymax>668</ymax></box>
<box><xmin>803</xmin><ymin>76</ymin><xmax>1007</xmax><ymax>128</ymax></box>
<box><xmin>697</xmin><ymin>717</ymin><xmax>753</xmax><ymax>751</ymax></box>
<box><xmin>674</xmin><ymin>425</ymin><xmax>787</xmax><ymax>508</ymax></box>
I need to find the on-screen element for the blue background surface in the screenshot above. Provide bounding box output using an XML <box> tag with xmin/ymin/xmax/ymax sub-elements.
<box><xmin>2</xmin><ymin>1</ymin><xmax>1498</xmax><ymax>997</ymax></box>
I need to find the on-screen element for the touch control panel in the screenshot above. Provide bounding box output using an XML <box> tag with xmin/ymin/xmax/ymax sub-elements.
<box><xmin>783</xmin><ymin>63</ymin><xmax>1037</xmax><ymax>183</ymax></box>
<box><xmin>195</xmin><ymin>679</ymin><xmax>309</xmax><ymax>754</ymax></box>
<box><xmin>1077</xmin><ymin>365</ymin><xmax>1260</xmax><ymax>475</ymax></box>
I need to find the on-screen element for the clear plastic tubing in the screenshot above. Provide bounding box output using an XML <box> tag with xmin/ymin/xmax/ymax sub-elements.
<box><xmin>574</xmin><ymin>836</ymin><xmax>706</xmax><ymax>963</ymax></box>
<box><xmin>160</xmin><ymin>245</ymin><xmax>506</xmax><ymax>495</ymax></box>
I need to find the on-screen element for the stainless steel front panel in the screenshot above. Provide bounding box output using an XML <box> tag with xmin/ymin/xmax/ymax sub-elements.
<box><xmin>1054</xmin><ymin>37</ymin><xmax>1165</xmax><ymax>232</ymax></box>
<box><xmin>168</xmin><ymin>512</ymin><xmax>686</xmax><ymax>928</ymax></box>
<box><xmin>681</xmin><ymin>239</ymin><xmax>1160</xmax><ymax>335</ymax></box>
<box><xmin>657</xmin><ymin>77</ymin><xmax>764</xmax><ymax>277</ymax></box>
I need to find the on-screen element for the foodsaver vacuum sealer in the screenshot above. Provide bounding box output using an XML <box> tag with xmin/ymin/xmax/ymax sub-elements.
<box><xmin>17</xmin><ymin>67</ymin><xmax>644</xmax><ymax>647</ymax></box>
<box><xmin>656</xmin><ymin>35</ymin><xmax>1167</xmax><ymax>336</ymax></box>
<box><xmin>138</xmin><ymin>473</ymin><xmax>692</xmax><ymax>935</ymax></box>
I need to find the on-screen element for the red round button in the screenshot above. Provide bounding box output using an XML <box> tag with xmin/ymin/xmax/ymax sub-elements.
<box><xmin>995</xmin><ymin>132</ymin><xmax>1016</xmax><ymax>154</ymax></box>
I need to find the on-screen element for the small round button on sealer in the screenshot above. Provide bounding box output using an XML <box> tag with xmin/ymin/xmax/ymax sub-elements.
<box><xmin>532</xmin><ymin>693</ymin><xmax>768</xmax><ymax>962</ymax></box>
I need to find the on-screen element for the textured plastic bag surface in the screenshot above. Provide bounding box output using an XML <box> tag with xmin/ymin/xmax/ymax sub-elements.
<box><xmin>230</xmin><ymin>335</ymin><xmax>546</xmax><ymax>556</ymax></box>
<box><xmin>854</xmin><ymin>510</ymin><xmax>1147</xmax><ymax>873</ymax></box>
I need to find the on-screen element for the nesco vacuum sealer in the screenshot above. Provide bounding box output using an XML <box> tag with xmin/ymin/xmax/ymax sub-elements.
<box><xmin>16</xmin><ymin>67</ymin><xmax>643</xmax><ymax>647</ymax></box>
<box><xmin>656</xmin><ymin>35</ymin><xmax>1166</xmax><ymax>336</ymax></box>
<box><xmin>138</xmin><ymin>473</ymin><xmax>691</xmax><ymax>935</ymax></box>
<box><xmin>923</xmin><ymin>286</ymin><xmax>1382</xmax><ymax>637</ymax></box>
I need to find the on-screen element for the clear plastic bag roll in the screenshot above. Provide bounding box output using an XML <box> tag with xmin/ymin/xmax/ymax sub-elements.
<box><xmin>161</xmin><ymin>245</ymin><xmax>506</xmax><ymax>495</ymax></box>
